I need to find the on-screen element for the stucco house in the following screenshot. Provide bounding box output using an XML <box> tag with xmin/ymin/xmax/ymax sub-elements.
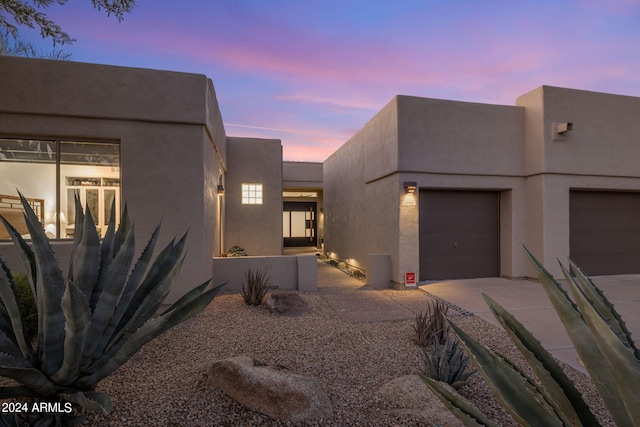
<box><xmin>324</xmin><ymin>87</ymin><xmax>640</xmax><ymax>286</ymax></box>
<box><xmin>0</xmin><ymin>56</ymin><xmax>322</xmax><ymax>301</ymax></box>
<box><xmin>2</xmin><ymin>56</ymin><xmax>639</xmax><ymax>297</ymax></box>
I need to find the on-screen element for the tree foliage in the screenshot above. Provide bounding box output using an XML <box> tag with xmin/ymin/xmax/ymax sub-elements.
<box><xmin>0</xmin><ymin>30</ymin><xmax>71</xmax><ymax>58</ymax></box>
<box><xmin>0</xmin><ymin>0</ymin><xmax>136</xmax><ymax>46</ymax></box>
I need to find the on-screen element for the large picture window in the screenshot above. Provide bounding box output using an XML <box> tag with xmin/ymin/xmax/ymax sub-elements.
<box><xmin>0</xmin><ymin>138</ymin><xmax>120</xmax><ymax>239</ymax></box>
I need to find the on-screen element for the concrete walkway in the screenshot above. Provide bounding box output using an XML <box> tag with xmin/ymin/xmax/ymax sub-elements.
<box><xmin>317</xmin><ymin>259</ymin><xmax>433</xmax><ymax>323</ymax></box>
<box><xmin>316</xmin><ymin>257</ymin><xmax>640</xmax><ymax>374</ymax></box>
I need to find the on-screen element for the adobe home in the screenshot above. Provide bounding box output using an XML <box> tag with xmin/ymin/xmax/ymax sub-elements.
<box><xmin>324</xmin><ymin>88</ymin><xmax>640</xmax><ymax>286</ymax></box>
<box><xmin>2</xmin><ymin>56</ymin><xmax>640</xmax><ymax>298</ymax></box>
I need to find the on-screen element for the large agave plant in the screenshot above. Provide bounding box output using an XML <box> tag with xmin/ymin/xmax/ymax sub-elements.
<box><xmin>420</xmin><ymin>245</ymin><xmax>640</xmax><ymax>426</ymax></box>
<box><xmin>0</xmin><ymin>193</ymin><xmax>223</xmax><ymax>425</ymax></box>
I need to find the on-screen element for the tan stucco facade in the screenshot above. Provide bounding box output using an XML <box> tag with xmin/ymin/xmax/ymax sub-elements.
<box><xmin>0</xmin><ymin>57</ymin><xmax>287</xmax><ymax>302</ymax></box>
<box><xmin>4</xmin><ymin>56</ymin><xmax>640</xmax><ymax>295</ymax></box>
<box><xmin>325</xmin><ymin>87</ymin><xmax>640</xmax><ymax>285</ymax></box>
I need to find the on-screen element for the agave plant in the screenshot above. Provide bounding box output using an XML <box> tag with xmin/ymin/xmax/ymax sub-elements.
<box><xmin>0</xmin><ymin>193</ymin><xmax>223</xmax><ymax>425</ymax></box>
<box><xmin>420</xmin><ymin>245</ymin><xmax>640</xmax><ymax>427</ymax></box>
<box><xmin>421</xmin><ymin>334</ymin><xmax>475</xmax><ymax>390</ymax></box>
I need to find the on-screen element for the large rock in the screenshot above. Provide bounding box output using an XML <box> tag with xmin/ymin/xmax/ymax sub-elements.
<box><xmin>377</xmin><ymin>374</ymin><xmax>463</xmax><ymax>426</ymax></box>
<box><xmin>265</xmin><ymin>292</ymin><xmax>309</xmax><ymax>316</ymax></box>
<box><xmin>208</xmin><ymin>356</ymin><xmax>332</xmax><ymax>422</ymax></box>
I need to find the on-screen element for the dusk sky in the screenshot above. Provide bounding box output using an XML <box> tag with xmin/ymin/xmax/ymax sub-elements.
<box><xmin>25</xmin><ymin>0</ymin><xmax>640</xmax><ymax>161</ymax></box>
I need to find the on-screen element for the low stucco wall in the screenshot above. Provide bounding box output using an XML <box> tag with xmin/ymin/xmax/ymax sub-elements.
<box><xmin>212</xmin><ymin>255</ymin><xmax>317</xmax><ymax>292</ymax></box>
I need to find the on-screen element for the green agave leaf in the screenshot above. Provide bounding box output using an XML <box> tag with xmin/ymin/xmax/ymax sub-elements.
<box><xmin>122</xmin><ymin>235</ymin><xmax>187</xmax><ymax>333</ymax></box>
<box><xmin>419</xmin><ymin>374</ymin><xmax>499</xmax><ymax>427</ymax></box>
<box><xmin>70</xmin><ymin>205</ymin><xmax>101</xmax><ymax>309</ymax></box>
<box><xmin>111</xmin><ymin>235</ymin><xmax>180</xmax><ymax>339</ymax></box>
<box><xmin>0</xmin><ymin>351</ymin><xmax>56</xmax><ymax>396</ymax></box>
<box><xmin>568</xmin><ymin>259</ymin><xmax>639</xmax><ymax>358</ymax></box>
<box><xmin>17</xmin><ymin>193</ymin><xmax>66</xmax><ymax>378</ymax></box>
<box><xmin>93</xmin><ymin>202</ymin><xmax>117</xmax><ymax>307</ymax></box>
<box><xmin>83</xmin><ymin>223</ymin><xmax>135</xmax><ymax>364</ymax></box>
<box><xmin>92</xmin><ymin>224</ymin><xmax>161</xmax><ymax>365</ymax></box>
<box><xmin>522</xmin><ymin>245</ymin><xmax>632</xmax><ymax>427</ymax></box>
<box><xmin>0</xmin><ymin>260</ymin><xmax>34</xmax><ymax>362</ymax></box>
<box><xmin>51</xmin><ymin>281</ymin><xmax>91</xmax><ymax>386</ymax></box>
<box><xmin>483</xmin><ymin>293</ymin><xmax>599</xmax><ymax>427</ymax></box>
<box><xmin>78</xmin><ymin>281</ymin><xmax>221</xmax><ymax>387</ymax></box>
<box><xmin>112</xmin><ymin>203</ymin><xmax>132</xmax><ymax>257</ymax></box>
<box><xmin>61</xmin><ymin>390</ymin><xmax>113</xmax><ymax>414</ymax></box>
<box><xmin>562</xmin><ymin>267</ymin><xmax>640</xmax><ymax>425</ymax></box>
<box><xmin>448</xmin><ymin>320</ymin><xmax>564</xmax><ymax>427</ymax></box>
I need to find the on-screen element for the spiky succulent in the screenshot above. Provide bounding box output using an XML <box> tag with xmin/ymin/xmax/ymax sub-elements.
<box><xmin>421</xmin><ymin>334</ymin><xmax>475</xmax><ymax>390</ymax></box>
<box><xmin>421</xmin><ymin>245</ymin><xmax>640</xmax><ymax>427</ymax></box>
<box><xmin>0</xmin><ymin>193</ymin><xmax>223</xmax><ymax>424</ymax></box>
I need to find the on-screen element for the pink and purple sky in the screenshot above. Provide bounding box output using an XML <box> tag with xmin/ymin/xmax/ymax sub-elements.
<box><xmin>25</xmin><ymin>0</ymin><xmax>640</xmax><ymax>161</ymax></box>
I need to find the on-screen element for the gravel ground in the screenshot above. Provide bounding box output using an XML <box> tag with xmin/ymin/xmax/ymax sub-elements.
<box><xmin>74</xmin><ymin>290</ymin><xmax>615</xmax><ymax>426</ymax></box>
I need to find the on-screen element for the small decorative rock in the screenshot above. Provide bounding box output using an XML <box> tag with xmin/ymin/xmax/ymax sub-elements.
<box><xmin>265</xmin><ymin>292</ymin><xmax>309</xmax><ymax>316</ymax></box>
<box><xmin>208</xmin><ymin>355</ymin><xmax>333</xmax><ymax>423</ymax></box>
<box><xmin>378</xmin><ymin>374</ymin><xmax>463</xmax><ymax>427</ymax></box>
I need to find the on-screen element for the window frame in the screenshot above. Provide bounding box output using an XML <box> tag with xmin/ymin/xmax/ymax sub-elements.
<box><xmin>241</xmin><ymin>183</ymin><xmax>263</xmax><ymax>205</ymax></box>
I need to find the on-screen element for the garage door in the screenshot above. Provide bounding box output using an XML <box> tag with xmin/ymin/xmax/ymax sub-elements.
<box><xmin>419</xmin><ymin>190</ymin><xmax>499</xmax><ymax>280</ymax></box>
<box><xmin>570</xmin><ymin>191</ymin><xmax>640</xmax><ymax>275</ymax></box>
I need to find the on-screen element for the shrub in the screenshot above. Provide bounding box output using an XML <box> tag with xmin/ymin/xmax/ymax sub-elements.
<box><xmin>226</xmin><ymin>245</ymin><xmax>247</xmax><ymax>257</ymax></box>
<box><xmin>413</xmin><ymin>299</ymin><xmax>449</xmax><ymax>347</ymax></box>
<box><xmin>421</xmin><ymin>245</ymin><xmax>639</xmax><ymax>427</ymax></box>
<box><xmin>241</xmin><ymin>267</ymin><xmax>270</xmax><ymax>306</ymax></box>
<box><xmin>421</xmin><ymin>335</ymin><xmax>475</xmax><ymax>390</ymax></box>
<box><xmin>352</xmin><ymin>269</ymin><xmax>365</xmax><ymax>280</ymax></box>
<box><xmin>0</xmin><ymin>193</ymin><xmax>223</xmax><ymax>425</ymax></box>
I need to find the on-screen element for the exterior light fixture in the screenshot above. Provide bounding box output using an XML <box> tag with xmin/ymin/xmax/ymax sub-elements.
<box><xmin>555</xmin><ymin>122</ymin><xmax>573</xmax><ymax>135</ymax></box>
<box><xmin>404</xmin><ymin>182</ymin><xmax>417</xmax><ymax>194</ymax></box>
<box><xmin>217</xmin><ymin>184</ymin><xmax>225</xmax><ymax>195</ymax></box>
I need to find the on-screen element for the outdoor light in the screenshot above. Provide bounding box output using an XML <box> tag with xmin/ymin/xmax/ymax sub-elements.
<box><xmin>217</xmin><ymin>184</ymin><xmax>225</xmax><ymax>195</ymax></box>
<box><xmin>556</xmin><ymin>122</ymin><xmax>573</xmax><ymax>135</ymax></box>
<box><xmin>404</xmin><ymin>182</ymin><xmax>417</xmax><ymax>194</ymax></box>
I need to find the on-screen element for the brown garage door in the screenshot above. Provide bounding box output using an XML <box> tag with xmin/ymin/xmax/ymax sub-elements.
<box><xmin>419</xmin><ymin>190</ymin><xmax>499</xmax><ymax>280</ymax></box>
<box><xmin>570</xmin><ymin>191</ymin><xmax>640</xmax><ymax>275</ymax></box>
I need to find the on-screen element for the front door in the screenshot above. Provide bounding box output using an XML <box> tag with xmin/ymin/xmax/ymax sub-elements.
<box><xmin>283</xmin><ymin>202</ymin><xmax>317</xmax><ymax>247</ymax></box>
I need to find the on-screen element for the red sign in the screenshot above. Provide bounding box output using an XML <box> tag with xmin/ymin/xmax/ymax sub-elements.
<box><xmin>405</xmin><ymin>272</ymin><xmax>416</xmax><ymax>286</ymax></box>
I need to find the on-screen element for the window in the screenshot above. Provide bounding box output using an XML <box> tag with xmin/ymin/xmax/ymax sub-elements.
<box><xmin>242</xmin><ymin>183</ymin><xmax>263</xmax><ymax>204</ymax></box>
<box><xmin>0</xmin><ymin>138</ymin><xmax>120</xmax><ymax>239</ymax></box>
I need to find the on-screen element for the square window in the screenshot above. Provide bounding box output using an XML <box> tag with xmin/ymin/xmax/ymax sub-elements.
<box><xmin>241</xmin><ymin>183</ymin><xmax>263</xmax><ymax>204</ymax></box>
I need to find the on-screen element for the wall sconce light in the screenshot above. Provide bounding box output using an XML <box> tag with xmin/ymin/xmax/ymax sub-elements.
<box><xmin>404</xmin><ymin>182</ymin><xmax>417</xmax><ymax>194</ymax></box>
<box><xmin>555</xmin><ymin>122</ymin><xmax>573</xmax><ymax>135</ymax></box>
<box><xmin>217</xmin><ymin>184</ymin><xmax>225</xmax><ymax>195</ymax></box>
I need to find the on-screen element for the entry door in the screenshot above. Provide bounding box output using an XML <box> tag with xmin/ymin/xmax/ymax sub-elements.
<box><xmin>283</xmin><ymin>202</ymin><xmax>317</xmax><ymax>247</ymax></box>
<box><xmin>420</xmin><ymin>190</ymin><xmax>500</xmax><ymax>280</ymax></box>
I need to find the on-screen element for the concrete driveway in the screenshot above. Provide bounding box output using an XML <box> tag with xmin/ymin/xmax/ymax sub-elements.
<box><xmin>420</xmin><ymin>274</ymin><xmax>640</xmax><ymax>373</ymax></box>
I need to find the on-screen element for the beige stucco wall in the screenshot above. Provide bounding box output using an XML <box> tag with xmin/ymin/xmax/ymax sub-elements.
<box><xmin>224</xmin><ymin>137</ymin><xmax>283</xmax><ymax>256</ymax></box>
<box><xmin>517</xmin><ymin>86</ymin><xmax>640</xmax><ymax>276</ymax></box>
<box><xmin>0</xmin><ymin>57</ymin><xmax>226</xmax><ymax>303</ymax></box>
<box><xmin>324</xmin><ymin>99</ymin><xmax>400</xmax><ymax>279</ymax></box>
<box><xmin>325</xmin><ymin>95</ymin><xmax>528</xmax><ymax>285</ymax></box>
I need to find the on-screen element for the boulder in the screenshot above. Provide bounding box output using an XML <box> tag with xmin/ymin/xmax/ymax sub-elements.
<box><xmin>208</xmin><ymin>356</ymin><xmax>332</xmax><ymax>423</ymax></box>
<box><xmin>265</xmin><ymin>292</ymin><xmax>309</xmax><ymax>316</ymax></box>
<box><xmin>377</xmin><ymin>374</ymin><xmax>463</xmax><ymax>426</ymax></box>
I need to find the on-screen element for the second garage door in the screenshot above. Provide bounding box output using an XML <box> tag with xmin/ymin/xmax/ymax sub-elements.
<box><xmin>419</xmin><ymin>190</ymin><xmax>500</xmax><ymax>281</ymax></box>
<box><xmin>570</xmin><ymin>191</ymin><xmax>640</xmax><ymax>275</ymax></box>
